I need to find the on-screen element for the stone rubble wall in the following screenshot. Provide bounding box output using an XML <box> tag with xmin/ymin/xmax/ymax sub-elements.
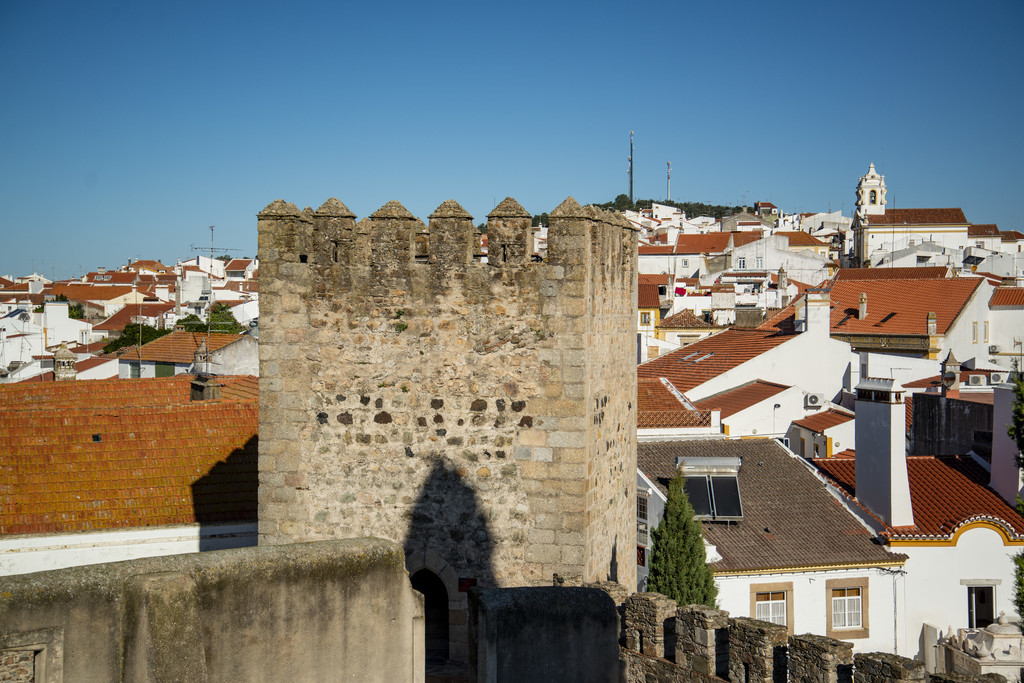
<box><xmin>0</xmin><ymin>651</ymin><xmax>33</xmax><ymax>683</ymax></box>
<box><xmin>257</xmin><ymin>196</ymin><xmax>638</xmax><ymax>592</ymax></box>
<box><xmin>611</xmin><ymin>588</ymin><xmax>992</xmax><ymax>683</ymax></box>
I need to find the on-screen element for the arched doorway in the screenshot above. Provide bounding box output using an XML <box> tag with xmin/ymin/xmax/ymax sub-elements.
<box><xmin>410</xmin><ymin>569</ymin><xmax>450</xmax><ymax>664</ymax></box>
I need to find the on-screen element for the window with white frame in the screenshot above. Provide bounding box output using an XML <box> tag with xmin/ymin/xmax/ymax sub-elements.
<box><xmin>831</xmin><ymin>588</ymin><xmax>862</xmax><ymax>629</ymax></box>
<box><xmin>637</xmin><ymin>490</ymin><xmax>649</xmax><ymax>546</ymax></box>
<box><xmin>755</xmin><ymin>592</ymin><xmax>786</xmax><ymax>626</ymax></box>
<box><xmin>640</xmin><ymin>312</ymin><xmax>651</xmax><ymax>326</ymax></box>
<box><xmin>737</xmin><ymin>257</ymin><xmax>746</xmax><ymax>269</ymax></box>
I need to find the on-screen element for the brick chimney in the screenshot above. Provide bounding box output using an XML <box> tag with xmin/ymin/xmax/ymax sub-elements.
<box><xmin>940</xmin><ymin>350</ymin><xmax>960</xmax><ymax>398</ymax></box>
<box><xmin>854</xmin><ymin>378</ymin><xmax>914</xmax><ymax>528</ymax></box>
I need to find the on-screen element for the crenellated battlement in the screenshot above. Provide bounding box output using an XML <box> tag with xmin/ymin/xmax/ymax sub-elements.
<box><xmin>257</xmin><ymin>196</ymin><xmax>636</xmax><ymax>296</ymax></box>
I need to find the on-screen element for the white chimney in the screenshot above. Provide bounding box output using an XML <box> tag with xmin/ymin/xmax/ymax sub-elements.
<box><xmin>854</xmin><ymin>377</ymin><xmax>914</xmax><ymax>527</ymax></box>
<box><xmin>799</xmin><ymin>289</ymin><xmax>831</xmax><ymax>337</ymax></box>
<box><xmin>990</xmin><ymin>382</ymin><xmax>1022</xmax><ymax>506</ymax></box>
<box><xmin>858</xmin><ymin>292</ymin><xmax>867</xmax><ymax>320</ymax></box>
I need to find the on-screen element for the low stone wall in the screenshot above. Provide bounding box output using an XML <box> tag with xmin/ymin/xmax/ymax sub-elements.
<box><xmin>468</xmin><ymin>586</ymin><xmax>619</xmax><ymax>682</ymax></box>
<box><xmin>854</xmin><ymin>651</ymin><xmax>926</xmax><ymax>682</ymax></box>
<box><xmin>0</xmin><ymin>538</ymin><xmax>424</xmax><ymax>683</ymax></box>
<box><xmin>790</xmin><ymin>634</ymin><xmax>853</xmax><ymax>682</ymax></box>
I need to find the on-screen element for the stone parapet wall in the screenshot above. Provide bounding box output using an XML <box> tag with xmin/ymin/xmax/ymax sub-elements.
<box><xmin>257</xmin><ymin>196</ymin><xmax>638</xmax><ymax>594</ymax></box>
<box><xmin>789</xmin><ymin>633</ymin><xmax>854</xmax><ymax>682</ymax></box>
<box><xmin>0</xmin><ymin>539</ymin><xmax>423</xmax><ymax>683</ymax></box>
<box><xmin>854</xmin><ymin>651</ymin><xmax>926</xmax><ymax>682</ymax></box>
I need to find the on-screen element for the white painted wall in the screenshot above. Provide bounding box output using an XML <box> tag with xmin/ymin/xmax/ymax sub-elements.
<box><xmin>720</xmin><ymin>386</ymin><xmax>804</xmax><ymax>439</ymax></box>
<box><xmin>687</xmin><ymin>331</ymin><xmax>855</xmax><ymax>405</ymax></box>
<box><xmin>0</xmin><ymin>523</ymin><xmax>257</xmax><ymax>576</ymax></box>
<box><xmin>897</xmin><ymin>527</ymin><xmax>1021</xmax><ymax>660</ymax></box>
<box><xmin>941</xmin><ymin>280</ymin><xmax>995</xmax><ymax>364</ymax></box>
<box><xmin>714</xmin><ymin>566</ymin><xmax>905</xmax><ymax>654</ymax></box>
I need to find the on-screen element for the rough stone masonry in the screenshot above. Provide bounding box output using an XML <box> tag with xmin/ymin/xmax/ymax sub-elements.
<box><xmin>257</xmin><ymin>196</ymin><xmax>638</xmax><ymax>618</ymax></box>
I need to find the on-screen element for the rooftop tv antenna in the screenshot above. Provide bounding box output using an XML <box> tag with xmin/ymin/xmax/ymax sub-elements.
<box><xmin>628</xmin><ymin>131</ymin><xmax>634</xmax><ymax>204</ymax></box>
<box><xmin>189</xmin><ymin>226</ymin><xmax>242</xmax><ymax>373</ymax></box>
<box><xmin>666</xmin><ymin>161</ymin><xmax>671</xmax><ymax>202</ymax></box>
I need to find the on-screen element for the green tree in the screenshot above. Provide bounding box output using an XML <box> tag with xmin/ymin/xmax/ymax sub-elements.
<box><xmin>178</xmin><ymin>303</ymin><xmax>245</xmax><ymax>334</ymax></box>
<box><xmin>647</xmin><ymin>473</ymin><xmax>718</xmax><ymax>607</ymax></box>
<box><xmin>102</xmin><ymin>324</ymin><xmax>172</xmax><ymax>354</ymax></box>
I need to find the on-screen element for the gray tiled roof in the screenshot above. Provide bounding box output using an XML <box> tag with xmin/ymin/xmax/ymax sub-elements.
<box><xmin>638</xmin><ymin>440</ymin><xmax>905</xmax><ymax>573</ymax></box>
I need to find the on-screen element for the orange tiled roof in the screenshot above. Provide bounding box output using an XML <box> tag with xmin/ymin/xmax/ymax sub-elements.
<box><xmin>638</xmin><ymin>328</ymin><xmax>792</xmax><ymax>393</ymax></box>
<box><xmin>658</xmin><ymin>309</ymin><xmax>719</xmax><ymax>329</ymax></box>
<box><xmin>225</xmin><ymin>259</ymin><xmax>253</xmax><ymax>271</ymax></box>
<box><xmin>692</xmin><ymin>379</ymin><xmax>789</xmax><ymax>418</ymax></box>
<box><xmin>49</xmin><ymin>283</ymin><xmax>136</xmax><ymax>302</ymax></box>
<box><xmin>792</xmin><ymin>408</ymin><xmax>853</xmax><ymax>434</ymax></box>
<box><xmin>675</xmin><ymin>232</ymin><xmax>761</xmax><ymax>255</ymax></box>
<box><xmin>84</xmin><ymin>271</ymin><xmax>161</xmax><ymax>286</ymax></box>
<box><xmin>1001</xmin><ymin>231</ymin><xmax>1024</xmax><ymax>241</ymax></box>
<box><xmin>814</xmin><ymin>455</ymin><xmax>1024</xmax><ymax>541</ymax></box>
<box><xmin>968</xmin><ymin>224</ymin><xmax>1000</xmax><ymax>237</ymax></box>
<box><xmin>93</xmin><ymin>302</ymin><xmax>174</xmax><ymax>331</ymax></box>
<box><xmin>777</xmin><ymin>231</ymin><xmax>828</xmax><ymax>247</ymax></box>
<box><xmin>638</xmin><ymin>284</ymin><xmax>663</xmax><ymax>309</ymax></box>
<box><xmin>829</xmin><ymin>277</ymin><xmax>983</xmax><ymax>335</ymax></box>
<box><xmin>863</xmin><ymin>208</ymin><xmax>968</xmax><ymax>226</ymax></box>
<box><xmin>991</xmin><ymin>287</ymin><xmax>1024</xmax><ymax>307</ymax></box>
<box><xmin>134</xmin><ymin>330</ymin><xmax>245</xmax><ymax>364</ymax></box>
<box><xmin>637</xmin><ymin>378</ymin><xmax>686</xmax><ymax>411</ymax></box>
<box><xmin>638</xmin><ymin>273</ymin><xmax>672</xmax><ymax>286</ymax></box>
<box><xmin>833</xmin><ymin>267</ymin><xmax>951</xmax><ymax>282</ymax></box>
<box><xmin>0</xmin><ymin>375</ymin><xmax>258</xmax><ymax>535</ymax></box>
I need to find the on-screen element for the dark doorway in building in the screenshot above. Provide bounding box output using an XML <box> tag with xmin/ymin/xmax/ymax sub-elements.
<box><xmin>967</xmin><ymin>585</ymin><xmax>994</xmax><ymax>628</ymax></box>
<box><xmin>411</xmin><ymin>569</ymin><xmax>449</xmax><ymax>664</ymax></box>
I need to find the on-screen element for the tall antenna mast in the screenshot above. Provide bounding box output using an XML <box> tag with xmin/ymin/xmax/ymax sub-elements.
<box><xmin>666</xmin><ymin>161</ymin><xmax>671</xmax><ymax>202</ymax></box>
<box><xmin>628</xmin><ymin>131</ymin><xmax>634</xmax><ymax>204</ymax></box>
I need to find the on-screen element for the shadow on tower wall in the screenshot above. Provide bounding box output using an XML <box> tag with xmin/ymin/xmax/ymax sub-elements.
<box><xmin>190</xmin><ymin>434</ymin><xmax>259</xmax><ymax>551</ymax></box>
<box><xmin>402</xmin><ymin>457</ymin><xmax>496</xmax><ymax>587</ymax></box>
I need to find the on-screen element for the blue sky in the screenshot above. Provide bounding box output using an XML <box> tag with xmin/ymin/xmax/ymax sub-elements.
<box><xmin>2</xmin><ymin>1</ymin><xmax>1022</xmax><ymax>279</ymax></box>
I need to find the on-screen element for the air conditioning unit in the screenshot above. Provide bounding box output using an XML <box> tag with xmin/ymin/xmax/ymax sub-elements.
<box><xmin>968</xmin><ymin>374</ymin><xmax>985</xmax><ymax>386</ymax></box>
<box><xmin>805</xmin><ymin>393</ymin><xmax>825</xmax><ymax>408</ymax></box>
<box><xmin>990</xmin><ymin>372</ymin><xmax>1009</xmax><ymax>384</ymax></box>
<box><xmin>989</xmin><ymin>345</ymin><xmax>1001</xmax><ymax>354</ymax></box>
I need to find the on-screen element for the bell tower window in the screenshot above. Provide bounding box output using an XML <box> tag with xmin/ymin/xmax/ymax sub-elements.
<box><xmin>869</xmin><ymin>190</ymin><xmax>877</xmax><ymax>204</ymax></box>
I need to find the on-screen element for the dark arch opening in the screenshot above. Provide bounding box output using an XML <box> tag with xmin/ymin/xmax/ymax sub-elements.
<box><xmin>411</xmin><ymin>568</ymin><xmax>449</xmax><ymax>664</ymax></box>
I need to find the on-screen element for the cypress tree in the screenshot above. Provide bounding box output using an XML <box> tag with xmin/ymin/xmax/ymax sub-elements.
<box><xmin>647</xmin><ymin>473</ymin><xmax>718</xmax><ymax>607</ymax></box>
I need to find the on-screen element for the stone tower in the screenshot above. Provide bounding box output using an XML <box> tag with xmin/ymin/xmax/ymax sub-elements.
<box><xmin>257</xmin><ymin>196</ymin><xmax>638</xmax><ymax>661</ymax></box>
<box><xmin>855</xmin><ymin>162</ymin><xmax>887</xmax><ymax>218</ymax></box>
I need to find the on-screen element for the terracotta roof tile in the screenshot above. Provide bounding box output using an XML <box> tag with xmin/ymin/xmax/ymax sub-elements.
<box><xmin>814</xmin><ymin>455</ymin><xmax>1024</xmax><ymax>541</ymax></box>
<box><xmin>638</xmin><ymin>273</ymin><xmax>672</xmax><ymax>286</ymax></box>
<box><xmin>16</xmin><ymin>357</ymin><xmax>117</xmax><ymax>383</ymax></box>
<box><xmin>792</xmin><ymin>408</ymin><xmax>854</xmax><ymax>433</ymax></box>
<box><xmin>0</xmin><ymin>375</ymin><xmax>258</xmax><ymax>535</ymax></box>
<box><xmin>990</xmin><ymin>287</ymin><xmax>1024</xmax><ymax>307</ymax></box>
<box><xmin>637</xmin><ymin>378</ymin><xmax>686</xmax><ymax>412</ymax></box>
<box><xmin>833</xmin><ymin>267</ymin><xmax>951</xmax><ymax>282</ymax></box>
<box><xmin>777</xmin><ymin>231</ymin><xmax>828</xmax><ymax>247</ymax></box>
<box><xmin>132</xmin><ymin>330</ymin><xmax>245</xmax><ymax>364</ymax></box>
<box><xmin>225</xmin><ymin>259</ymin><xmax>253</xmax><ymax>271</ymax></box>
<box><xmin>638</xmin><ymin>329</ymin><xmax>793</xmax><ymax>393</ymax></box>
<box><xmin>675</xmin><ymin>232</ymin><xmax>761</xmax><ymax>255</ymax></box>
<box><xmin>863</xmin><ymin>208</ymin><xmax>968</xmax><ymax>226</ymax></box>
<box><xmin>93</xmin><ymin>302</ymin><xmax>174</xmax><ymax>331</ymax></box>
<box><xmin>48</xmin><ymin>283</ymin><xmax>136</xmax><ymax>302</ymax></box>
<box><xmin>692</xmin><ymin>380</ymin><xmax>789</xmax><ymax>418</ymax></box>
<box><xmin>658</xmin><ymin>309</ymin><xmax>720</xmax><ymax>330</ymax></box>
<box><xmin>638</xmin><ymin>283</ymin><xmax>663</xmax><ymax>309</ymax></box>
<box><xmin>829</xmin><ymin>277</ymin><xmax>982</xmax><ymax>335</ymax></box>
<box><xmin>638</xmin><ymin>440</ymin><xmax>902</xmax><ymax>572</ymax></box>
<box><xmin>968</xmin><ymin>224</ymin><xmax>1000</xmax><ymax>237</ymax></box>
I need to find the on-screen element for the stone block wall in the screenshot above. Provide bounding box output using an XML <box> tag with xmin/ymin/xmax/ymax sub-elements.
<box><xmin>854</xmin><ymin>651</ymin><xmax>927</xmax><ymax>681</ymax></box>
<box><xmin>257</xmin><ymin>195</ymin><xmax>638</xmax><ymax>598</ymax></box>
<box><xmin>727</xmin><ymin>617</ymin><xmax>789</xmax><ymax>683</ymax></box>
<box><xmin>0</xmin><ymin>651</ymin><xmax>34</xmax><ymax>683</ymax></box>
